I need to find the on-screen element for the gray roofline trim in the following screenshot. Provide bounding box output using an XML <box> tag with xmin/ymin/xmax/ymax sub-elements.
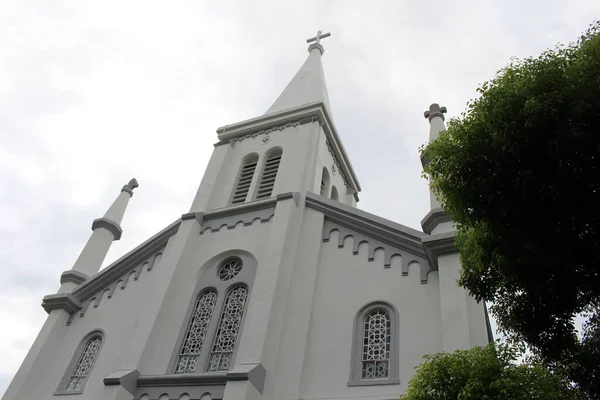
<box><xmin>421</xmin><ymin>231</ymin><xmax>457</xmax><ymax>269</ymax></box>
<box><xmin>72</xmin><ymin>220</ymin><xmax>181</xmax><ymax>302</ymax></box>
<box><xmin>305</xmin><ymin>192</ymin><xmax>427</xmax><ymax>258</ymax></box>
<box><xmin>421</xmin><ymin>207</ymin><xmax>453</xmax><ymax>234</ymax></box>
<box><xmin>215</xmin><ymin>102</ymin><xmax>361</xmax><ymax>194</ymax></box>
<box><xmin>42</xmin><ymin>293</ymin><xmax>82</xmax><ymax>314</ymax></box>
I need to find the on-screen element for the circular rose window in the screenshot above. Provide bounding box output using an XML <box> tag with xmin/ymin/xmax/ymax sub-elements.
<box><xmin>218</xmin><ymin>259</ymin><xmax>243</xmax><ymax>281</ymax></box>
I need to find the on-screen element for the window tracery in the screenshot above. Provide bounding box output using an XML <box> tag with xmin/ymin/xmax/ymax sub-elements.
<box><xmin>175</xmin><ymin>290</ymin><xmax>218</xmax><ymax>373</ymax></box>
<box><xmin>206</xmin><ymin>286</ymin><xmax>248</xmax><ymax>372</ymax></box>
<box><xmin>361</xmin><ymin>310</ymin><xmax>391</xmax><ymax>379</ymax></box>
<box><xmin>218</xmin><ymin>259</ymin><xmax>243</xmax><ymax>281</ymax></box>
<box><xmin>65</xmin><ymin>335</ymin><xmax>102</xmax><ymax>392</ymax></box>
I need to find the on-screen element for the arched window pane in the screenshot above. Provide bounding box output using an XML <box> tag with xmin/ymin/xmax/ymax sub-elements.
<box><xmin>362</xmin><ymin>310</ymin><xmax>390</xmax><ymax>379</ymax></box>
<box><xmin>206</xmin><ymin>286</ymin><xmax>248</xmax><ymax>372</ymax></box>
<box><xmin>66</xmin><ymin>336</ymin><xmax>102</xmax><ymax>391</ymax></box>
<box><xmin>175</xmin><ymin>290</ymin><xmax>218</xmax><ymax>373</ymax></box>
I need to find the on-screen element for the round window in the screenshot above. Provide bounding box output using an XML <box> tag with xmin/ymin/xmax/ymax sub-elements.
<box><xmin>218</xmin><ymin>259</ymin><xmax>243</xmax><ymax>281</ymax></box>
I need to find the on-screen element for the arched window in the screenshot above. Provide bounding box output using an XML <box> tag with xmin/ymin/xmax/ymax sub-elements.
<box><xmin>362</xmin><ymin>310</ymin><xmax>390</xmax><ymax>379</ymax></box>
<box><xmin>171</xmin><ymin>255</ymin><xmax>256</xmax><ymax>375</ymax></box>
<box><xmin>320</xmin><ymin>167</ymin><xmax>330</xmax><ymax>196</ymax></box>
<box><xmin>58</xmin><ymin>331</ymin><xmax>104</xmax><ymax>394</ymax></box>
<box><xmin>256</xmin><ymin>147</ymin><xmax>282</xmax><ymax>200</ymax></box>
<box><xmin>349</xmin><ymin>302</ymin><xmax>399</xmax><ymax>386</ymax></box>
<box><xmin>175</xmin><ymin>290</ymin><xmax>218</xmax><ymax>373</ymax></box>
<box><xmin>206</xmin><ymin>286</ymin><xmax>249</xmax><ymax>372</ymax></box>
<box><xmin>231</xmin><ymin>154</ymin><xmax>259</xmax><ymax>204</ymax></box>
<box><xmin>331</xmin><ymin>185</ymin><xmax>339</xmax><ymax>201</ymax></box>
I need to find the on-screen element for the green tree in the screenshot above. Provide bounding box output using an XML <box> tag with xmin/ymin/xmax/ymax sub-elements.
<box><xmin>421</xmin><ymin>21</ymin><xmax>600</xmax><ymax>396</ymax></box>
<box><xmin>399</xmin><ymin>344</ymin><xmax>582</xmax><ymax>400</ymax></box>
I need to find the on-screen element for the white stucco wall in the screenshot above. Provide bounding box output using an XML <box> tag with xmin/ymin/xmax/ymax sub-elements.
<box><xmin>5</xmin><ymin>246</ymin><xmax>170</xmax><ymax>400</ymax></box>
<box><xmin>298</xmin><ymin>229</ymin><xmax>441</xmax><ymax>399</ymax></box>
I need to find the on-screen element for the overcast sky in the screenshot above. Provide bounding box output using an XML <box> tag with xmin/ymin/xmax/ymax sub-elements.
<box><xmin>1</xmin><ymin>0</ymin><xmax>598</xmax><ymax>394</ymax></box>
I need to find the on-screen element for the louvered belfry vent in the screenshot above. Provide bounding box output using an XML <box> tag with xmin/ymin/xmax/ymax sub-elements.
<box><xmin>256</xmin><ymin>154</ymin><xmax>282</xmax><ymax>199</ymax></box>
<box><xmin>231</xmin><ymin>161</ymin><xmax>257</xmax><ymax>204</ymax></box>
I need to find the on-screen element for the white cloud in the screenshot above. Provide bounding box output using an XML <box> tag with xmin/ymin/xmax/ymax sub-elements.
<box><xmin>1</xmin><ymin>0</ymin><xmax>598</xmax><ymax>395</ymax></box>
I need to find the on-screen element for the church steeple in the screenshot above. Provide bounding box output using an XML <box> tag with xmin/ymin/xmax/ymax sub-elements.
<box><xmin>265</xmin><ymin>30</ymin><xmax>332</xmax><ymax>116</ymax></box>
<box><xmin>190</xmin><ymin>31</ymin><xmax>360</xmax><ymax>213</ymax></box>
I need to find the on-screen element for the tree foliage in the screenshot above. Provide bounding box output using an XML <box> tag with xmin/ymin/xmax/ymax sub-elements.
<box><xmin>421</xmin><ymin>21</ymin><xmax>600</xmax><ymax>396</ymax></box>
<box><xmin>399</xmin><ymin>344</ymin><xmax>582</xmax><ymax>400</ymax></box>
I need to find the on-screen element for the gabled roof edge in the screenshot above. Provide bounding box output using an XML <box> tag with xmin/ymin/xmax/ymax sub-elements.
<box><xmin>305</xmin><ymin>192</ymin><xmax>426</xmax><ymax>258</ymax></box>
<box><xmin>73</xmin><ymin>219</ymin><xmax>181</xmax><ymax>301</ymax></box>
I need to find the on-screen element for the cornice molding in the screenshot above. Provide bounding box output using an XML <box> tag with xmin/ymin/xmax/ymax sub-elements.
<box><xmin>306</xmin><ymin>192</ymin><xmax>426</xmax><ymax>258</ymax></box>
<box><xmin>73</xmin><ymin>220</ymin><xmax>180</xmax><ymax>302</ymax></box>
<box><xmin>135</xmin><ymin>364</ymin><xmax>265</xmax><ymax>393</ymax></box>
<box><xmin>227</xmin><ymin>363</ymin><xmax>266</xmax><ymax>394</ymax></box>
<box><xmin>215</xmin><ymin>102</ymin><xmax>361</xmax><ymax>195</ymax></box>
<box><xmin>42</xmin><ymin>293</ymin><xmax>82</xmax><ymax>314</ymax></box>
<box><xmin>421</xmin><ymin>230</ymin><xmax>457</xmax><ymax>269</ymax></box>
<box><xmin>421</xmin><ymin>207</ymin><xmax>453</xmax><ymax>234</ymax></box>
<box><xmin>92</xmin><ymin>218</ymin><xmax>123</xmax><ymax>240</ymax></box>
<box><xmin>202</xmin><ymin>197</ymin><xmax>278</xmax><ymax>222</ymax></box>
<box><xmin>137</xmin><ymin>373</ymin><xmax>228</xmax><ymax>387</ymax></box>
<box><xmin>103</xmin><ymin>369</ymin><xmax>140</xmax><ymax>394</ymax></box>
<box><xmin>60</xmin><ymin>270</ymin><xmax>89</xmax><ymax>285</ymax></box>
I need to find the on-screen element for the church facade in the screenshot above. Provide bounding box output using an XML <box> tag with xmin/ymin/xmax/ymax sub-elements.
<box><xmin>3</xmin><ymin>36</ymin><xmax>491</xmax><ymax>400</ymax></box>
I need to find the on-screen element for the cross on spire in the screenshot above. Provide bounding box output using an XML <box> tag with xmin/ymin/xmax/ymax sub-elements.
<box><xmin>306</xmin><ymin>30</ymin><xmax>331</xmax><ymax>45</ymax></box>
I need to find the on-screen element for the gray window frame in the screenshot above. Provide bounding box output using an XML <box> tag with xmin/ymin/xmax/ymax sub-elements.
<box><xmin>169</xmin><ymin>253</ymin><xmax>256</xmax><ymax>375</ymax></box>
<box><xmin>348</xmin><ymin>302</ymin><xmax>400</xmax><ymax>386</ymax></box>
<box><xmin>55</xmin><ymin>329</ymin><xmax>105</xmax><ymax>395</ymax></box>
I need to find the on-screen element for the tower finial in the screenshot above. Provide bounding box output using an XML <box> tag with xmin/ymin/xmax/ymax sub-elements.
<box><xmin>121</xmin><ymin>178</ymin><xmax>139</xmax><ymax>197</ymax></box>
<box><xmin>306</xmin><ymin>30</ymin><xmax>331</xmax><ymax>55</ymax></box>
<box><xmin>424</xmin><ymin>103</ymin><xmax>447</xmax><ymax>122</ymax></box>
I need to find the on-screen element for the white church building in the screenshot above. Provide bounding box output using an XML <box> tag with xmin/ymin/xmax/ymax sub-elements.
<box><xmin>3</xmin><ymin>33</ymin><xmax>492</xmax><ymax>400</ymax></box>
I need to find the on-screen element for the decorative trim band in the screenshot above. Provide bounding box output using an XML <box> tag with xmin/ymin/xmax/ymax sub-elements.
<box><xmin>235</xmin><ymin>120</ymin><xmax>301</xmax><ymax>143</ymax></box>
<box><xmin>306</xmin><ymin>192</ymin><xmax>426</xmax><ymax>258</ymax></box>
<box><xmin>60</xmin><ymin>270</ymin><xmax>89</xmax><ymax>285</ymax></box>
<box><xmin>421</xmin><ymin>230</ymin><xmax>457</xmax><ymax>269</ymax></box>
<box><xmin>215</xmin><ymin>102</ymin><xmax>361</xmax><ymax>193</ymax></box>
<box><xmin>42</xmin><ymin>293</ymin><xmax>82</xmax><ymax>314</ymax></box>
<box><xmin>202</xmin><ymin>197</ymin><xmax>279</xmax><ymax>222</ymax></box>
<box><xmin>134</xmin><ymin>364</ymin><xmax>265</xmax><ymax>394</ymax></box>
<box><xmin>92</xmin><ymin>218</ymin><xmax>123</xmax><ymax>241</ymax></box>
<box><xmin>421</xmin><ymin>207</ymin><xmax>453</xmax><ymax>234</ymax></box>
<box><xmin>73</xmin><ymin>220</ymin><xmax>180</xmax><ymax>302</ymax></box>
<box><xmin>137</xmin><ymin>373</ymin><xmax>228</xmax><ymax>387</ymax></box>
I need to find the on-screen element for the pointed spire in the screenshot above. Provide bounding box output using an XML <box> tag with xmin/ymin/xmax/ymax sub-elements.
<box><xmin>62</xmin><ymin>178</ymin><xmax>139</xmax><ymax>287</ymax></box>
<box><xmin>265</xmin><ymin>31</ymin><xmax>332</xmax><ymax>116</ymax></box>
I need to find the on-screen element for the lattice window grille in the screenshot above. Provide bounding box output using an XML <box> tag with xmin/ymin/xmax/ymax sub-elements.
<box><xmin>206</xmin><ymin>286</ymin><xmax>248</xmax><ymax>372</ymax></box>
<box><xmin>256</xmin><ymin>155</ymin><xmax>281</xmax><ymax>199</ymax></box>
<box><xmin>175</xmin><ymin>290</ymin><xmax>218</xmax><ymax>373</ymax></box>
<box><xmin>66</xmin><ymin>336</ymin><xmax>102</xmax><ymax>391</ymax></box>
<box><xmin>361</xmin><ymin>310</ymin><xmax>391</xmax><ymax>379</ymax></box>
<box><xmin>218</xmin><ymin>259</ymin><xmax>243</xmax><ymax>281</ymax></box>
<box><xmin>232</xmin><ymin>161</ymin><xmax>257</xmax><ymax>204</ymax></box>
